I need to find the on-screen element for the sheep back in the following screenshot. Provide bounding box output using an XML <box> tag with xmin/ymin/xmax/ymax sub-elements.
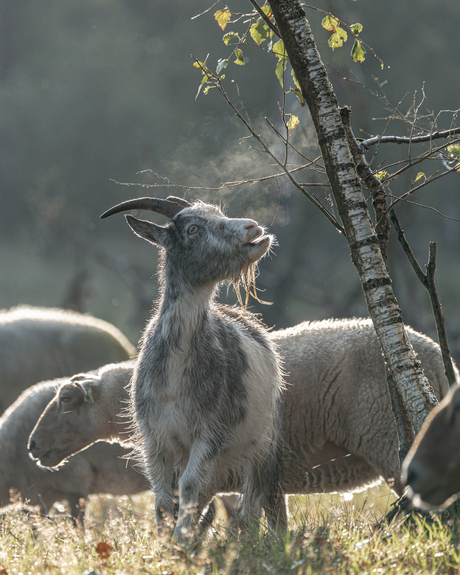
<box><xmin>0</xmin><ymin>306</ymin><xmax>136</xmax><ymax>413</ymax></box>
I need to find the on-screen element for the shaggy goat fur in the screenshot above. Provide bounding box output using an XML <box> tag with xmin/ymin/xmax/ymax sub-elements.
<box><xmin>100</xmin><ymin>197</ymin><xmax>283</xmax><ymax>541</ymax></box>
<box><xmin>0</xmin><ymin>380</ymin><xmax>149</xmax><ymax>522</ymax></box>
<box><xmin>0</xmin><ymin>305</ymin><xmax>135</xmax><ymax>413</ymax></box>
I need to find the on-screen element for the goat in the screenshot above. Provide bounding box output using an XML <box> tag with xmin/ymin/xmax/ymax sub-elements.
<box><xmin>29</xmin><ymin>319</ymin><xmax>454</xmax><ymax>518</ymax></box>
<box><xmin>403</xmin><ymin>384</ymin><xmax>460</xmax><ymax>510</ymax></box>
<box><xmin>100</xmin><ymin>196</ymin><xmax>284</xmax><ymax>541</ymax></box>
<box><xmin>0</xmin><ymin>379</ymin><xmax>149</xmax><ymax>523</ymax></box>
<box><xmin>0</xmin><ymin>305</ymin><xmax>136</xmax><ymax>413</ymax></box>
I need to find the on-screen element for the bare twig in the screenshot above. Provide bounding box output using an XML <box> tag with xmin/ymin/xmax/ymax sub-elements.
<box><xmin>192</xmin><ymin>58</ymin><xmax>345</xmax><ymax>234</ymax></box>
<box><xmin>380</xmin><ymin>165</ymin><xmax>459</xmax><ymax>223</ymax></box>
<box><xmin>390</xmin><ymin>211</ymin><xmax>457</xmax><ymax>387</ymax></box>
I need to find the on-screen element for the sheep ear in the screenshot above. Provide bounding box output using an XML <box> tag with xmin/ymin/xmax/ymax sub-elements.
<box><xmin>76</xmin><ymin>380</ymin><xmax>101</xmax><ymax>403</ymax></box>
<box><xmin>125</xmin><ymin>214</ymin><xmax>169</xmax><ymax>247</ymax></box>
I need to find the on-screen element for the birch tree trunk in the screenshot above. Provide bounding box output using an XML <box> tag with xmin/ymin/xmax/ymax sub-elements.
<box><xmin>267</xmin><ymin>0</ymin><xmax>438</xmax><ymax>433</ymax></box>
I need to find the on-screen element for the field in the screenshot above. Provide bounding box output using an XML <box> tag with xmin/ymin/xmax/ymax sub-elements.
<box><xmin>1</xmin><ymin>485</ymin><xmax>460</xmax><ymax>575</ymax></box>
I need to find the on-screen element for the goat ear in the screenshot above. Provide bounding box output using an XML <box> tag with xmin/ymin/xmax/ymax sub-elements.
<box><xmin>125</xmin><ymin>214</ymin><xmax>168</xmax><ymax>247</ymax></box>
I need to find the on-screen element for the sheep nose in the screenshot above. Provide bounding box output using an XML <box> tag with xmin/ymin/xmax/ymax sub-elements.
<box><xmin>28</xmin><ymin>437</ymin><xmax>38</xmax><ymax>453</ymax></box>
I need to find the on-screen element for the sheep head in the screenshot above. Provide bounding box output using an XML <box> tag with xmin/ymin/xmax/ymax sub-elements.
<box><xmin>28</xmin><ymin>375</ymin><xmax>103</xmax><ymax>469</ymax></box>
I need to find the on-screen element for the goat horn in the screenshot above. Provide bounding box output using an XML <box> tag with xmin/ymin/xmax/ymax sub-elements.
<box><xmin>100</xmin><ymin>197</ymin><xmax>185</xmax><ymax>220</ymax></box>
<box><xmin>165</xmin><ymin>196</ymin><xmax>191</xmax><ymax>208</ymax></box>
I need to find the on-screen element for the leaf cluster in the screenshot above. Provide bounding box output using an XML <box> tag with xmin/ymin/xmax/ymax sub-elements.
<box><xmin>321</xmin><ymin>14</ymin><xmax>366</xmax><ymax>63</ymax></box>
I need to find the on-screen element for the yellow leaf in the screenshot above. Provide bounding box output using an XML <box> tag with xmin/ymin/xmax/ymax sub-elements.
<box><xmin>286</xmin><ymin>114</ymin><xmax>299</xmax><ymax>133</ymax></box>
<box><xmin>215</xmin><ymin>9</ymin><xmax>231</xmax><ymax>31</ymax></box>
<box><xmin>374</xmin><ymin>170</ymin><xmax>388</xmax><ymax>181</ymax></box>
<box><xmin>415</xmin><ymin>172</ymin><xmax>426</xmax><ymax>182</ymax></box>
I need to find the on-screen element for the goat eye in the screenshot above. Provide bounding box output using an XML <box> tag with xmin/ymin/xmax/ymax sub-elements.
<box><xmin>60</xmin><ymin>394</ymin><xmax>71</xmax><ymax>403</ymax></box>
<box><xmin>188</xmin><ymin>225</ymin><xmax>199</xmax><ymax>235</ymax></box>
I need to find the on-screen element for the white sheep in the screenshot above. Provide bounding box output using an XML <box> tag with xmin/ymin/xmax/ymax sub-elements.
<box><xmin>29</xmin><ymin>318</ymin><xmax>454</xmax><ymax>519</ymax></box>
<box><xmin>0</xmin><ymin>378</ymin><xmax>149</xmax><ymax>523</ymax></box>
<box><xmin>0</xmin><ymin>305</ymin><xmax>136</xmax><ymax>413</ymax></box>
<box><xmin>100</xmin><ymin>196</ymin><xmax>284</xmax><ymax>541</ymax></box>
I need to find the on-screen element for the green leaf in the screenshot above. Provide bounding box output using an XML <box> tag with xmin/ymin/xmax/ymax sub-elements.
<box><xmin>275</xmin><ymin>57</ymin><xmax>287</xmax><ymax>87</ymax></box>
<box><xmin>289</xmin><ymin>87</ymin><xmax>305</xmax><ymax>107</ymax></box>
<box><xmin>201</xmin><ymin>73</ymin><xmax>211</xmax><ymax>86</ymax></box>
<box><xmin>286</xmin><ymin>114</ymin><xmax>299</xmax><ymax>132</ymax></box>
<box><xmin>261</xmin><ymin>4</ymin><xmax>272</xmax><ymax>17</ymax></box>
<box><xmin>291</xmin><ymin>69</ymin><xmax>301</xmax><ymax>91</ymax></box>
<box><xmin>351</xmin><ymin>38</ymin><xmax>366</xmax><ymax>62</ymax></box>
<box><xmin>216</xmin><ymin>59</ymin><xmax>229</xmax><ymax>75</ymax></box>
<box><xmin>322</xmin><ymin>14</ymin><xmax>339</xmax><ymax>31</ymax></box>
<box><xmin>222</xmin><ymin>31</ymin><xmax>237</xmax><ymax>46</ymax></box>
<box><xmin>374</xmin><ymin>170</ymin><xmax>388</xmax><ymax>181</ymax></box>
<box><xmin>234</xmin><ymin>48</ymin><xmax>245</xmax><ymax>66</ymax></box>
<box><xmin>328</xmin><ymin>27</ymin><xmax>347</xmax><ymax>50</ymax></box>
<box><xmin>215</xmin><ymin>8</ymin><xmax>231</xmax><ymax>31</ymax></box>
<box><xmin>250</xmin><ymin>20</ymin><xmax>269</xmax><ymax>45</ymax></box>
<box><xmin>350</xmin><ymin>23</ymin><xmax>363</xmax><ymax>35</ymax></box>
<box><xmin>272</xmin><ymin>39</ymin><xmax>286</xmax><ymax>60</ymax></box>
<box><xmin>415</xmin><ymin>172</ymin><xmax>426</xmax><ymax>182</ymax></box>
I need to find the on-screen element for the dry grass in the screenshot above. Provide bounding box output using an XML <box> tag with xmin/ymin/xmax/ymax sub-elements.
<box><xmin>1</xmin><ymin>485</ymin><xmax>460</xmax><ymax>574</ymax></box>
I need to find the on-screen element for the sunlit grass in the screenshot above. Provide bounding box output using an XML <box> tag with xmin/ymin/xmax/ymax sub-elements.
<box><xmin>1</xmin><ymin>486</ymin><xmax>460</xmax><ymax>574</ymax></box>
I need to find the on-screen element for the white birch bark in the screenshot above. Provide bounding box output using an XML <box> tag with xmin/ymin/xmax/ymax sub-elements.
<box><xmin>267</xmin><ymin>0</ymin><xmax>438</xmax><ymax>432</ymax></box>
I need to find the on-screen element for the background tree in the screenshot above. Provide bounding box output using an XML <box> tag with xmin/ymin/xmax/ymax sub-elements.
<box><xmin>1</xmin><ymin>0</ymin><xmax>459</xmax><ymax>388</ymax></box>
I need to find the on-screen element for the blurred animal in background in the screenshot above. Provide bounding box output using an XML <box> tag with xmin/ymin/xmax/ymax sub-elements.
<box><xmin>0</xmin><ymin>305</ymin><xmax>136</xmax><ymax>413</ymax></box>
<box><xmin>403</xmin><ymin>384</ymin><xmax>460</xmax><ymax>510</ymax></box>
<box><xmin>0</xmin><ymin>379</ymin><xmax>149</xmax><ymax>523</ymax></box>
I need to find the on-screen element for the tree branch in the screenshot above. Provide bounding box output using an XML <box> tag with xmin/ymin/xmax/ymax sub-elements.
<box><xmin>390</xmin><ymin>210</ymin><xmax>457</xmax><ymax>387</ymax></box>
<box><xmin>361</xmin><ymin>127</ymin><xmax>460</xmax><ymax>148</ymax></box>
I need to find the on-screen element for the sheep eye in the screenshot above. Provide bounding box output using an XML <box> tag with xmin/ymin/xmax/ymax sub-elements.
<box><xmin>188</xmin><ymin>225</ymin><xmax>199</xmax><ymax>235</ymax></box>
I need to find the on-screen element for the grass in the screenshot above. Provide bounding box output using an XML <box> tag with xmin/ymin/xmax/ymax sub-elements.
<box><xmin>1</xmin><ymin>486</ymin><xmax>460</xmax><ymax>574</ymax></box>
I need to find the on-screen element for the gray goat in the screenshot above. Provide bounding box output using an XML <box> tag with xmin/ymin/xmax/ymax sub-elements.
<box><xmin>0</xmin><ymin>305</ymin><xmax>136</xmax><ymax>413</ymax></box>
<box><xmin>101</xmin><ymin>196</ymin><xmax>284</xmax><ymax>541</ymax></box>
<box><xmin>0</xmin><ymin>379</ymin><xmax>149</xmax><ymax>522</ymax></box>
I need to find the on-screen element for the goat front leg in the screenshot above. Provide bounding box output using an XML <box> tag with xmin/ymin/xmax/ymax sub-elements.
<box><xmin>143</xmin><ymin>437</ymin><xmax>176</xmax><ymax>537</ymax></box>
<box><xmin>173</xmin><ymin>443</ymin><xmax>217</xmax><ymax>545</ymax></box>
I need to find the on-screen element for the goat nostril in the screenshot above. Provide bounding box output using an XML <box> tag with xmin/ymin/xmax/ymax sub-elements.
<box><xmin>28</xmin><ymin>439</ymin><xmax>36</xmax><ymax>451</ymax></box>
<box><xmin>244</xmin><ymin>219</ymin><xmax>258</xmax><ymax>230</ymax></box>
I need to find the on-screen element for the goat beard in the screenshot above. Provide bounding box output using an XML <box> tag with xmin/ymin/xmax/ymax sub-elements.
<box><xmin>232</xmin><ymin>261</ymin><xmax>272</xmax><ymax>311</ymax></box>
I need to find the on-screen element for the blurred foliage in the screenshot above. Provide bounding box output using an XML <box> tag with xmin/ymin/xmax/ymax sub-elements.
<box><xmin>1</xmin><ymin>0</ymin><xmax>460</xmax><ymax>360</ymax></box>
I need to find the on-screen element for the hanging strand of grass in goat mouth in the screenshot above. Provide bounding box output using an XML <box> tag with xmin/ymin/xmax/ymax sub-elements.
<box><xmin>234</xmin><ymin>262</ymin><xmax>272</xmax><ymax>311</ymax></box>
